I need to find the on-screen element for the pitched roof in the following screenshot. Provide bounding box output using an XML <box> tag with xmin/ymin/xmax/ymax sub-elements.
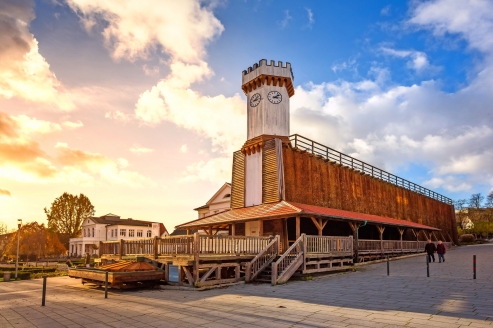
<box><xmin>176</xmin><ymin>201</ymin><xmax>439</xmax><ymax>231</ymax></box>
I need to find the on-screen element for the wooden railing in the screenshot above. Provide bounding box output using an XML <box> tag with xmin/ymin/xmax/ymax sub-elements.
<box><xmin>272</xmin><ymin>234</ymin><xmax>304</xmax><ymax>285</ymax></box>
<box><xmin>124</xmin><ymin>238</ymin><xmax>155</xmax><ymax>255</ymax></box>
<box><xmin>245</xmin><ymin>236</ymin><xmax>279</xmax><ymax>282</ymax></box>
<box><xmin>100</xmin><ymin>234</ymin><xmax>274</xmax><ymax>258</ymax></box>
<box><xmin>306</xmin><ymin>235</ymin><xmax>353</xmax><ymax>255</ymax></box>
<box><xmin>99</xmin><ymin>241</ymin><xmax>120</xmax><ymax>255</ymax></box>
<box><xmin>197</xmin><ymin>235</ymin><xmax>272</xmax><ymax>255</ymax></box>
<box><xmin>289</xmin><ymin>134</ymin><xmax>452</xmax><ymax>205</ymax></box>
<box><xmin>359</xmin><ymin>240</ymin><xmax>453</xmax><ymax>254</ymax></box>
<box><xmin>159</xmin><ymin>236</ymin><xmax>194</xmax><ymax>255</ymax></box>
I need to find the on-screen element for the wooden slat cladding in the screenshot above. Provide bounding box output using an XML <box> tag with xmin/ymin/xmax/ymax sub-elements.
<box><xmin>262</xmin><ymin>139</ymin><xmax>279</xmax><ymax>203</ymax></box>
<box><xmin>231</xmin><ymin>151</ymin><xmax>245</xmax><ymax>209</ymax></box>
<box><xmin>282</xmin><ymin>146</ymin><xmax>459</xmax><ymax>244</ymax></box>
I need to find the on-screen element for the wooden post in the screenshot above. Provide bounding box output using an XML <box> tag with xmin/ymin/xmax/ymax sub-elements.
<box><xmin>193</xmin><ymin>233</ymin><xmax>200</xmax><ymax>286</ymax></box>
<box><xmin>302</xmin><ymin>233</ymin><xmax>307</xmax><ymax>272</ymax></box>
<box><xmin>154</xmin><ymin>236</ymin><xmax>159</xmax><ymax>259</ymax></box>
<box><xmin>235</xmin><ymin>264</ymin><xmax>240</xmax><ymax>282</ymax></box>
<box><xmin>164</xmin><ymin>263</ymin><xmax>169</xmax><ymax>282</ymax></box>
<box><xmin>119</xmin><ymin>239</ymin><xmax>124</xmax><ymax>260</ymax></box>
<box><xmin>259</xmin><ymin>219</ymin><xmax>263</xmax><ymax>237</ymax></box>
<box><xmin>186</xmin><ymin>229</ymin><xmax>190</xmax><ymax>235</ymax></box>
<box><xmin>99</xmin><ymin>241</ymin><xmax>103</xmax><ymax>257</ymax></box>
<box><xmin>282</xmin><ymin>218</ymin><xmax>288</xmax><ymax>252</ymax></box>
<box><xmin>208</xmin><ymin>226</ymin><xmax>213</xmax><ymax>236</ymax></box>
<box><xmin>295</xmin><ymin>216</ymin><xmax>300</xmax><ymax>239</ymax></box>
<box><xmin>348</xmin><ymin>222</ymin><xmax>360</xmax><ymax>263</ymax></box>
<box><xmin>398</xmin><ymin>228</ymin><xmax>404</xmax><ymax>252</ymax></box>
<box><xmin>231</xmin><ymin>223</ymin><xmax>236</xmax><ymax>236</ymax></box>
<box><xmin>376</xmin><ymin>225</ymin><xmax>385</xmax><ymax>255</ymax></box>
<box><xmin>178</xmin><ymin>266</ymin><xmax>183</xmax><ymax>285</ymax></box>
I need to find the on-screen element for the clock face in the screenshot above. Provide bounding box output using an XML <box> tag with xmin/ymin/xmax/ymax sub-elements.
<box><xmin>267</xmin><ymin>91</ymin><xmax>282</xmax><ymax>104</ymax></box>
<box><xmin>250</xmin><ymin>93</ymin><xmax>261</xmax><ymax>107</ymax></box>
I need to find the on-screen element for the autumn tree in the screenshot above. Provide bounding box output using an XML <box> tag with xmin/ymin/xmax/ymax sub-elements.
<box><xmin>4</xmin><ymin>222</ymin><xmax>66</xmax><ymax>260</ymax></box>
<box><xmin>44</xmin><ymin>192</ymin><xmax>95</xmax><ymax>240</ymax></box>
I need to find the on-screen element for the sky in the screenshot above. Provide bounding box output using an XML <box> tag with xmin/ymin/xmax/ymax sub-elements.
<box><xmin>1</xmin><ymin>0</ymin><xmax>493</xmax><ymax>232</ymax></box>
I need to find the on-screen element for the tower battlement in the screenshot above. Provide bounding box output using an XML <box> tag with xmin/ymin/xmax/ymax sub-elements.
<box><xmin>242</xmin><ymin>59</ymin><xmax>294</xmax><ymax>86</ymax></box>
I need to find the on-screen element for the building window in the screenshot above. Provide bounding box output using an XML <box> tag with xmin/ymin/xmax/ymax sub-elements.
<box><xmin>129</xmin><ymin>229</ymin><xmax>135</xmax><ymax>237</ymax></box>
<box><xmin>223</xmin><ymin>193</ymin><xmax>231</xmax><ymax>198</ymax></box>
<box><xmin>120</xmin><ymin>229</ymin><xmax>126</xmax><ymax>237</ymax></box>
<box><xmin>83</xmin><ymin>229</ymin><xmax>86</xmax><ymax>237</ymax></box>
<box><xmin>147</xmin><ymin>230</ymin><xmax>152</xmax><ymax>237</ymax></box>
<box><xmin>137</xmin><ymin>230</ymin><xmax>143</xmax><ymax>237</ymax></box>
<box><xmin>92</xmin><ymin>228</ymin><xmax>95</xmax><ymax>237</ymax></box>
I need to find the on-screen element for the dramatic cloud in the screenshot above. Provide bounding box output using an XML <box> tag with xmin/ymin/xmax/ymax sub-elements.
<box><xmin>66</xmin><ymin>0</ymin><xmax>224</xmax><ymax>63</ymax></box>
<box><xmin>0</xmin><ymin>188</ymin><xmax>12</xmax><ymax>197</ymax></box>
<box><xmin>0</xmin><ymin>111</ymin><xmax>150</xmax><ymax>186</ymax></box>
<box><xmin>0</xmin><ymin>0</ymin><xmax>74</xmax><ymax>110</ymax></box>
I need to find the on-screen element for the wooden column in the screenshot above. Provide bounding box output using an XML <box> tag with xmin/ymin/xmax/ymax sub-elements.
<box><xmin>398</xmin><ymin>228</ymin><xmax>404</xmax><ymax>252</ymax></box>
<box><xmin>186</xmin><ymin>229</ymin><xmax>190</xmax><ymax>235</ymax></box>
<box><xmin>376</xmin><ymin>225</ymin><xmax>385</xmax><ymax>255</ymax></box>
<box><xmin>208</xmin><ymin>226</ymin><xmax>213</xmax><ymax>236</ymax></box>
<box><xmin>259</xmin><ymin>219</ymin><xmax>264</xmax><ymax>237</ymax></box>
<box><xmin>282</xmin><ymin>218</ymin><xmax>288</xmax><ymax>252</ymax></box>
<box><xmin>349</xmin><ymin>222</ymin><xmax>361</xmax><ymax>263</ymax></box>
<box><xmin>231</xmin><ymin>223</ymin><xmax>236</xmax><ymax>236</ymax></box>
<box><xmin>193</xmin><ymin>232</ymin><xmax>199</xmax><ymax>286</ymax></box>
<box><xmin>98</xmin><ymin>241</ymin><xmax>103</xmax><ymax>257</ymax></box>
<box><xmin>119</xmin><ymin>239</ymin><xmax>124</xmax><ymax>260</ymax></box>
<box><xmin>154</xmin><ymin>236</ymin><xmax>159</xmax><ymax>259</ymax></box>
<box><xmin>295</xmin><ymin>216</ymin><xmax>300</xmax><ymax>239</ymax></box>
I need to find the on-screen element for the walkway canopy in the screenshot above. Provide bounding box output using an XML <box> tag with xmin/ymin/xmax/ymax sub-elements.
<box><xmin>177</xmin><ymin>201</ymin><xmax>439</xmax><ymax>232</ymax></box>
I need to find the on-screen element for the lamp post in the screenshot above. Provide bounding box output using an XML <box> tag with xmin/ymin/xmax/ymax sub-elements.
<box><xmin>15</xmin><ymin>219</ymin><xmax>22</xmax><ymax>279</ymax></box>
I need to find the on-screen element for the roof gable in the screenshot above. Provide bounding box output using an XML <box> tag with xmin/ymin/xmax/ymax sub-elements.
<box><xmin>206</xmin><ymin>182</ymin><xmax>231</xmax><ymax>205</ymax></box>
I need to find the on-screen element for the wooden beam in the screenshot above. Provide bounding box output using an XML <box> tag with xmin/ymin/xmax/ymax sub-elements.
<box><xmin>310</xmin><ymin>217</ymin><xmax>322</xmax><ymax>236</ymax></box>
<box><xmin>200</xmin><ymin>265</ymin><xmax>217</xmax><ymax>282</ymax></box>
<box><xmin>282</xmin><ymin>218</ymin><xmax>288</xmax><ymax>253</ymax></box>
<box><xmin>183</xmin><ymin>266</ymin><xmax>194</xmax><ymax>286</ymax></box>
<box><xmin>295</xmin><ymin>216</ymin><xmax>300</xmax><ymax>239</ymax></box>
<box><xmin>208</xmin><ymin>226</ymin><xmax>213</xmax><ymax>236</ymax></box>
<box><xmin>321</xmin><ymin>219</ymin><xmax>329</xmax><ymax>230</ymax></box>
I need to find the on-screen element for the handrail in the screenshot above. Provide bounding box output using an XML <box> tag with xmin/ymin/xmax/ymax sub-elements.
<box><xmin>272</xmin><ymin>234</ymin><xmax>304</xmax><ymax>285</ymax></box>
<box><xmin>245</xmin><ymin>236</ymin><xmax>279</xmax><ymax>282</ymax></box>
<box><xmin>197</xmin><ymin>235</ymin><xmax>271</xmax><ymax>255</ymax></box>
<box><xmin>306</xmin><ymin>235</ymin><xmax>353</xmax><ymax>254</ymax></box>
<box><xmin>289</xmin><ymin>134</ymin><xmax>452</xmax><ymax>205</ymax></box>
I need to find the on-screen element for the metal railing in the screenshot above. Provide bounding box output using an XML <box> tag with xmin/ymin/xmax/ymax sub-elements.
<box><xmin>289</xmin><ymin>134</ymin><xmax>452</xmax><ymax>205</ymax></box>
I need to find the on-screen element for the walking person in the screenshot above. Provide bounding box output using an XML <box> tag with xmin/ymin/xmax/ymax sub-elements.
<box><xmin>436</xmin><ymin>240</ymin><xmax>446</xmax><ymax>263</ymax></box>
<box><xmin>424</xmin><ymin>239</ymin><xmax>436</xmax><ymax>263</ymax></box>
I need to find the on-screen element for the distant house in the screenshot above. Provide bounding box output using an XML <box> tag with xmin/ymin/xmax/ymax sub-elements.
<box><xmin>69</xmin><ymin>213</ymin><xmax>168</xmax><ymax>257</ymax></box>
<box><xmin>194</xmin><ymin>182</ymin><xmax>231</xmax><ymax>218</ymax></box>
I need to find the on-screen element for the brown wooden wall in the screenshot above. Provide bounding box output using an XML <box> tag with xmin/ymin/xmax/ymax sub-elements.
<box><xmin>282</xmin><ymin>146</ymin><xmax>458</xmax><ymax>244</ymax></box>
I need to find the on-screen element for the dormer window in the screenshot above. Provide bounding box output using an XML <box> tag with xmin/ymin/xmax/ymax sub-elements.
<box><xmin>223</xmin><ymin>194</ymin><xmax>231</xmax><ymax>198</ymax></box>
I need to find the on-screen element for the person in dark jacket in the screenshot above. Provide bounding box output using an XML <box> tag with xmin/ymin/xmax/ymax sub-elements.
<box><xmin>424</xmin><ymin>240</ymin><xmax>436</xmax><ymax>262</ymax></box>
<box><xmin>436</xmin><ymin>240</ymin><xmax>446</xmax><ymax>263</ymax></box>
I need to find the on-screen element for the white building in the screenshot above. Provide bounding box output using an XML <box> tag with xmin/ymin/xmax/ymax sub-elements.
<box><xmin>69</xmin><ymin>213</ymin><xmax>168</xmax><ymax>257</ymax></box>
<box><xmin>194</xmin><ymin>182</ymin><xmax>231</xmax><ymax>219</ymax></box>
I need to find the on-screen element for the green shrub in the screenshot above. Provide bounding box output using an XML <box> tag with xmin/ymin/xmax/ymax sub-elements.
<box><xmin>459</xmin><ymin>234</ymin><xmax>476</xmax><ymax>243</ymax></box>
<box><xmin>18</xmin><ymin>272</ymin><xmax>31</xmax><ymax>280</ymax></box>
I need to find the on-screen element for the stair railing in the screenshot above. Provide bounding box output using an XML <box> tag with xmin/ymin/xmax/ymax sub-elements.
<box><xmin>271</xmin><ymin>234</ymin><xmax>304</xmax><ymax>285</ymax></box>
<box><xmin>245</xmin><ymin>235</ymin><xmax>279</xmax><ymax>282</ymax></box>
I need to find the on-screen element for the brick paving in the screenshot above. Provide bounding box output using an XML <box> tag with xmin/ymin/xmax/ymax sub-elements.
<box><xmin>1</xmin><ymin>244</ymin><xmax>492</xmax><ymax>327</ymax></box>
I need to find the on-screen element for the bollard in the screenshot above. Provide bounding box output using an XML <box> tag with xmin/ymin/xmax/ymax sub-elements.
<box><xmin>41</xmin><ymin>275</ymin><xmax>47</xmax><ymax>306</ymax></box>
<box><xmin>426</xmin><ymin>254</ymin><xmax>429</xmax><ymax>277</ymax></box>
<box><xmin>387</xmin><ymin>255</ymin><xmax>389</xmax><ymax>276</ymax></box>
<box><xmin>473</xmin><ymin>255</ymin><xmax>476</xmax><ymax>280</ymax></box>
<box><xmin>105</xmin><ymin>271</ymin><xmax>108</xmax><ymax>298</ymax></box>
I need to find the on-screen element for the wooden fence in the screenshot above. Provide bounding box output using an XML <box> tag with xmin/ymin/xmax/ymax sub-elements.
<box><xmin>305</xmin><ymin>235</ymin><xmax>353</xmax><ymax>255</ymax></box>
<box><xmin>358</xmin><ymin>240</ymin><xmax>452</xmax><ymax>255</ymax></box>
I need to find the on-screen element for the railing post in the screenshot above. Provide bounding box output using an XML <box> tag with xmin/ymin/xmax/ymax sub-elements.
<box><xmin>193</xmin><ymin>233</ymin><xmax>200</xmax><ymax>286</ymax></box>
<box><xmin>302</xmin><ymin>234</ymin><xmax>307</xmax><ymax>273</ymax></box>
<box><xmin>271</xmin><ymin>262</ymin><xmax>277</xmax><ymax>286</ymax></box>
<box><xmin>119</xmin><ymin>239</ymin><xmax>124</xmax><ymax>260</ymax></box>
<box><xmin>245</xmin><ymin>263</ymin><xmax>251</xmax><ymax>283</ymax></box>
<box><xmin>154</xmin><ymin>236</ymin><xmax>159</xmax><ymax>259</ymax></box>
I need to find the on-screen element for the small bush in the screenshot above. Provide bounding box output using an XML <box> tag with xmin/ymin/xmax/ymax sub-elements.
<box><xmin>460</xmin><ymin>234</ymin><xmax>476</xmax><ymax>243</ymax></box>
<box><xmin>18</xmin><ymin>272</ymin><xmax>31</xmax><ymax>280</ymax></box>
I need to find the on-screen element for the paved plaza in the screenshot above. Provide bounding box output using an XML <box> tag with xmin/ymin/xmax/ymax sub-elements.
<box><xmin>1</xmin><ymin>244</ymin><xmax>492</xmax><ymax>328</ymax></box>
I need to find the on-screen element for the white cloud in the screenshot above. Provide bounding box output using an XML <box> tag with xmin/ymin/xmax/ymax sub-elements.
<box><xmin>180</xmin><ymin>157</ymin><xmax>232</xmax><ymax>184</ymax></box>
<box><xmin>105</xmin><ymin>110</ymin><xmax>133</xmax><ymax>122</ymax></box>
<box><xmin>180</xmin><ymin>144</ymin><xmax>188</xmax><ymax>153</ymax></box>
<box><xmin>66</xmin><ymin>0</ymin><xmax>224</xmax><ymax>63</ymax></box>
<box><xmin>143</xmin><ymin>64</ymin><xmax>159</xmax><ymax>76</ymax></box>
<box><xmin>129</xmin><ymin>145</ymin><xmax>154</xmax><ymax>154</ymax></box>
<box><xmin>62</xmin><ymin>120</ymin><xmax>83</xmax><ymax>129</ymax></box>
<box><xmin>305</xmin><ymin>8</ymin><xmax>314</xmax><ymax>29</ymax></box>
<box><xmin>381</xmin><ymin>47</ymin><xmax>435</xmax><ymax>72</ymax></box>
<box><xmin>278</xmin><ymin>10</ymin><xmax>292</xmax><ymax>29</ymax></box>
<box><xmin>0</xmin><ymin>0</ymin><xmax>74</xmax><ymax>110</ymax></box>
<box><xmin>12</xmin><ymin>115</ymin><xmax>62</xmax><ymax>134</ymax></box>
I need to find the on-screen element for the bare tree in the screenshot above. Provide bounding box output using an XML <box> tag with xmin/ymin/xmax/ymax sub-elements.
<box><xmin>469</xmin><ymin>193</ymin><xmax>484</xmax><ymax>209</ymax></box>
<box><xmin>0</xmin><ymin>221</ymin><xmax>7</xmax><ymax>235</ymax></box>
<box><xmin>44</xmin><ymin>193</ymin><xmax>95</xmax><ymax>239</ymax></box>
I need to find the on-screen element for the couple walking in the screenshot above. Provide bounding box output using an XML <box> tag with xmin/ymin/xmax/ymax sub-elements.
<box><xmin>425</xmin><ymin>240</ymin><xmax>446</xmax><ymax>263</ymax></box>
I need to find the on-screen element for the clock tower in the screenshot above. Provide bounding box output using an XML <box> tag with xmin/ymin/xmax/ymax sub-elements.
<box><xmin>232</xmin><ymin>59</ymin><xmax>295</xmax><ymax>208</ymax></box>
